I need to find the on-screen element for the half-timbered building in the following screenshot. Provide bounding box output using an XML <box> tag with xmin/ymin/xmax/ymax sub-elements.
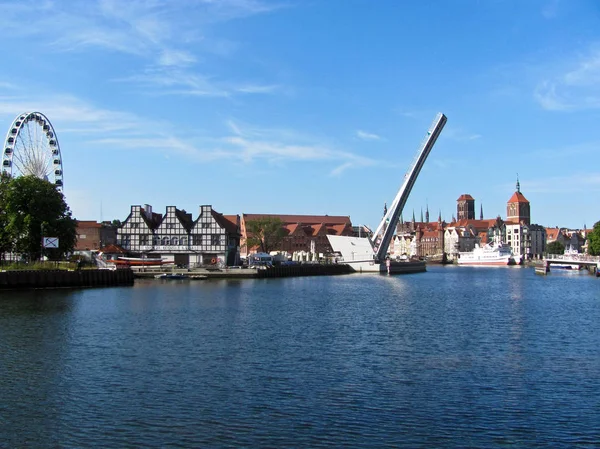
<box><xmin>117</xmin><ymin>204</ymin><xmax>240</xmax><ymax>267</ymax></box>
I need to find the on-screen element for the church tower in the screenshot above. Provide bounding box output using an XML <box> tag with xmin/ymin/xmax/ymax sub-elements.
<box><xmin>456</xmin><ymin>194</ymin><xmax>475</xmax><ymax>220</ymax></box>
<box><xmin>506</xmin><ymin>176</ymin><xmax>530</xmax><ymax>225</ymax></box>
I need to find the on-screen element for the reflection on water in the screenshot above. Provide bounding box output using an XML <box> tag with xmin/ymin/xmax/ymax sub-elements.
<box><xmin>1</xmin><ymin>267</ymin><xmax>599</xmax><ymax>447</ymax></box>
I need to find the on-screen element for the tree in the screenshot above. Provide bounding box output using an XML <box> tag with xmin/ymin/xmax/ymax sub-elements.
<box><xmin>587</xmin><ymin>221</ymin><xmax>600</xmax><ymax>256</ymax></box>
<box><xmin>3</xmin><ymin>175</ymin><xmax>77</xmax><ymax>260</ymax></box>
<box><xmin>0</xmin><ymin>173</ymin><xmax>13</xmax><ymax>260</ymax></box>
<box><xmin>546</xmin><ymin>240</ymin><xmax>565</xmax><ymax>255</ymax></box>
<box><xmin>246</xmin><ymin>217</ymin><xmax>286</xmax><ymax>254</ymax></box>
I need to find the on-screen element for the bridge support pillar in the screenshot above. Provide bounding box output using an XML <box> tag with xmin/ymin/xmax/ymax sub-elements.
<box><xmin>535</xmin><ymin>261</ymin><xmax>549</xmax><ymax>275</ymax></box>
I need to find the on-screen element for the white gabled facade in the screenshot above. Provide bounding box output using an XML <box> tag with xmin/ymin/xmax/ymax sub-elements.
<box><xmin>116</xmin><ymin>204</ymin><xmax>240</xmax><ymax>267</ymax></box>
<box><xmin>189</xmin><ymin>205</ymin><xmax>230</xmax><ymax>266</ymax></box>
<box><xmin>118</xmin><ymin>205</ymin><xmax>157</xmax><ymax>253</ymax></box>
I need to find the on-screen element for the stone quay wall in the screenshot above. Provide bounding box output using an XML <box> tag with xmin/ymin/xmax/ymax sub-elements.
<box><xmin>0</xmin><ymin>269</ymin><xmax>134</xmax><ymax>290</ymax></box>
<box><xmin>256</xmin><ymin>264</ymin><xmax>353</xmax><ymax>278</ymax></box>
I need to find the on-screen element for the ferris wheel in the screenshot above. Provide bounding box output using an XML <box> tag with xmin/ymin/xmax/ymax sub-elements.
<box><xmin>2</xmin><ymin>112</ymin><xmax>64</xmax><ymax>191</ymax></box>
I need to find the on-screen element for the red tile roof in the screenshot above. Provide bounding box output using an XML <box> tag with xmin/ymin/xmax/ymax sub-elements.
<box><xmin>243</xmin><ymin>213</ymin><xmax>351</xmax><ymax>225</ymax></box>
<box><xmin>99</xmin><ymin>244</ymin><xmax>127</xmax><ymax>254</ymax></box>
<box><xmin>507</xmin><ymin>191</ymin><xmax>529</xmax><ymax>203</ymax></box>
<box><xmin>453</xmin><ymin>219</ymin><xmax>498</xmax><ymax>231</ymax></box>
<box><xmin>212</xmin><ymin>211</ymin><xmax>239</xmax><ymax>235</ymax></box>
<box><xmin>457</xmin><ymin>194</ymin><xmax>475</xmax><ymax>201</ymax></box>
<box><xmin>76</xmin><ymin>221</ymin><xmax>102</xmax><ymax>228</ymax></box>
<box><xmin>545</xmin><ymin>228</ymin><xmax>561</xmax><ymax>241</ymax></box>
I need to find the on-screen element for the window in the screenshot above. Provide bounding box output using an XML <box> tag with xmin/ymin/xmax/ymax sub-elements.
<box><xmin>140</xmin><ymin>235</ymin><xmax>149</xmax><ymax>245</ymax></box>
<box><xmin>202</xmin><ymin>222</ymin><xmax>210</xmax><ymax>229</ymax></box>
<box><xmin>162</xmin><ymin>236</ymin><xmax>169</xmax><ymax>245</ymax></box>
<box><xmin>171</xmin><ymin>237</ymin><xmax>178</xmax><ymax>245</ymax></box>
<box><xmin>192</xmin><ymin>235</ymin><xmax>202</xmax><ymax>245</ymax></box>
<box><xmin>211</xmin><ymin>234</ymin><xmax>221</xmax><ymax>246</ymax></box>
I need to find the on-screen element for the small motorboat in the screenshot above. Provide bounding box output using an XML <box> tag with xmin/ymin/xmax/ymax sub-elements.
<box><xmin>154</xmin><ymin>273</ymin><xmax>188</xmax><ymax>280</ymax></box>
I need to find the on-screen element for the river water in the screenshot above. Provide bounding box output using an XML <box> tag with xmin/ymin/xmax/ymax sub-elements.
<box><xmin>1</xmin><ymin>266</ymin><xmax>599</xmax><ymax>448</ymax></box>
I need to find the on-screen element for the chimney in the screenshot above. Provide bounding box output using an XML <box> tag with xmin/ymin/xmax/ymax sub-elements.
<box><xmin>144</xmin><ymin>204</ymin><xmax>152</xmax><ymax>219</ymax></box>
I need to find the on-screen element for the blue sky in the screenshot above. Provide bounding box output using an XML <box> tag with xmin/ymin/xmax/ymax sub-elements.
<box><xmin>1</xmin><ymin>0</ymin><xmax>599</xmax><ymax>230</ymax></box>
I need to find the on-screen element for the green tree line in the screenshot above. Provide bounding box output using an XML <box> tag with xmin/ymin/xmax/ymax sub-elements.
<box><xmin>588</xmin><ymin>221</ymin><xmax>600</xmax><ymax>256</ymax></box>
<box><xmin>0</xmin><ymin>174</ymin><xmax>77</xmax><ymax>261</ymax></box>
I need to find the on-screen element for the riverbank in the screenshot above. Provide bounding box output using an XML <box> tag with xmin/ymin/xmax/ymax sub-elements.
<box><xmin>0</xmin><ymin>269</ymin><xmax>134</xmax><ymax>290</ymax></box>
<box><xmin>133</xmin><ymin>264</ymin><xmax>353</xmax><ymax>279</ymax></box>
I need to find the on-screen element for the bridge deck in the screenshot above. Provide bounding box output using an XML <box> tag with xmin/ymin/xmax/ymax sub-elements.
<box><xmin>544</xmin><ymin>254</ymin><xmax>600</xmax><ymax>266</ymax></box>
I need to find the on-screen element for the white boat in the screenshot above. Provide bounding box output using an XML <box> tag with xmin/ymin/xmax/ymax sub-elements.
<box><xmin>154</xmin><ymin>273</ymin><xmax>188</xmax><ymax>280</ymax></box>
<box><xmin>457</xmin><ymin>243</ymin><xmax>515</xmax><ymax>266</ymax></box>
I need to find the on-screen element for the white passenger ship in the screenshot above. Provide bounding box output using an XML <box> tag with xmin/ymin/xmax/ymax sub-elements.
<box><xmin>457</xmin><ymin>243</ymin><xmax>516</xmax><ymax>266</ymax></box>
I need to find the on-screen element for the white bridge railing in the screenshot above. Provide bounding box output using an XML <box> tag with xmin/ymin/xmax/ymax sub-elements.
<box><xmin>545</xmin><ymin>254</ymin><xmax>600</xmax><ymax>263</ymax></box>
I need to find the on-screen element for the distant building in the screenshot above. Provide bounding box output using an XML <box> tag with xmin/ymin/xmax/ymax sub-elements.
<box><xmin>506</xmin><ymin>178</ymin><xmax>530</xmax><ymax>226</ymax></box>
<box><xmin>240</xmin><ymin>214</ymin><xmax>353</xmax><ymax>258</ymax></box>
<box><xmin>75</xmin><ymin>221</ymin><xmax>117</xmax><ymax>251</ymax></box>
<box><xmin>504</xmin><ymin>179</ymin><xmax>545</xmax><ymax>259</ymax></box>
<box><xmin>352</xmin><ymin>225</ymin><xmax>373</xmax><ymax>238</ymax></box>
<box><xmin>456</xmin><ymin>194</ymin><xmax>475</xmax><ymax>221</ymax></box>
<box><xmin>117</xmin><ymin>204</ymin><xmax>240</xmax><ymax>267</ymax></box>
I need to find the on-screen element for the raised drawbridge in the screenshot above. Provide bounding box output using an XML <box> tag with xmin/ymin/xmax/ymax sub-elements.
<box><xmin>327</xmin><ymin>113</ymin><xmax>447</xmax><ymax>272</ymax></box>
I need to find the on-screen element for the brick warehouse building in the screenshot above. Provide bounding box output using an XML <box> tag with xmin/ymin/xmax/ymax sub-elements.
<box><xmin>240</xmin><ymin>213</ymin><xmax>354</xmax><ymax>258</ymax></box>
<box><xmin>75</xmin><ymin>221</ymin><xmax>118</xmax><ymax>251</ymax></box>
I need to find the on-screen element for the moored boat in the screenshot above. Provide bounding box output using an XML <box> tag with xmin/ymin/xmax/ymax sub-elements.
<box><xmin>457</xmin><ymin>243</ymin><xmax>515</xmax><ymax>266</ymax></box>
<box><xmin>154</xmin><ymin>273</ymin><xmax>188</xmax><ymax>280</ymax></box>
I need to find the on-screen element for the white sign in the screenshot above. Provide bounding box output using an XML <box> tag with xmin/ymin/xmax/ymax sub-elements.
<box><xmin>43</xmin><ymin>237</ymin><xmax>59</xmax><ymax>248</ymax></box>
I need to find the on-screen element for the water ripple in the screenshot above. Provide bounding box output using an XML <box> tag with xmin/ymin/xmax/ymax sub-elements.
<box><xmin>1</xmin><ymin>267</ymin><xmax>599</xmax><ymax>447</ymax></box>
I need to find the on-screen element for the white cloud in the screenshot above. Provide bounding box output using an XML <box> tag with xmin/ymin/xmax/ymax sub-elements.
<box><xmin>356</xmin><ymin>130</ymin><xmax>382</xmax><ymax>141</ymax></box>
<box><xmin>0</xmin><ymin>0</ymin><xmax>285</xmax><ymax>96</ymax></box>
<box><xmin>521</xmin><ymin>173</ymin><xmax>600</xmax><ymax>194</ymax></box>
<box><xmin>158</xmin><ymin>50</ymin><xmax>197</xmax><ymax>67</ymax></box>
<box><xmin>442</xmin><ymin>126</ymin><xmax>482</xmax><ymax>142</ymax></box>
<box><xmin>541</xmin><ymin>0</ymin><xmax>559</xmax><ymax>19</ymax></box>
<box><xmin>235</xmin><ymin>84</ymin><xmax>280</xmax><ymax>94</ymax></box>
<box><xmin>535</xmin><ymin>48</ymin><xmax>600</xmax><ymax>111</ymax></box>
<box><xmin>330</xmin><ymin>162</ymin><xmax>354</xmax><ymax>177</ymax></box>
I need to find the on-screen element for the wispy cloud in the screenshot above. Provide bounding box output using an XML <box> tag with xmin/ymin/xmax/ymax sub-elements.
<box><xmin>221</xmin><ymin>121</ymin><xmax>378</xmax><ymax>175</ymax></box>
<box><xmin>535</xmin><ymin>47</ymin><xmax>600</xmax><ymax>111</ymax></box>
<box><xmin>0</xmin><ymin>0</ymin><xmax>285</xmax><ymax>96</ymax></box>
<box><xmin>356</xmin><ymin>130</ymin><xmax>382</xmax><ymax>141</ymax></box>
<box><xmin>0</xmin><ymin>92</ymin><xmax>381</xmax><ymax>175</ymax></box>
<box><xmin>0</xmin><ymin>81</ymin><xmax>18</xmax><ymax>91</ymax></box>
<box><xmin>541</xmin><ymin>0</ymin><xmax>560</xmax><ymax>19</ymax></box>
<box><xmin>517</xmin><ymin>173</ymin><xmax>600</xmax><ymax>194</ymax></box>
<box><xmin>442</xmin><ymin>126</ymin><xmax>482</xmax><ymax>142</ymax></box>
<box><xmin>158</xmin><ymin>50</ymin><xmax>197</xmax><ymax>67</ymax></box>
<box><xmin>235</xmin><ymin>84</ymin><xmax>281</xmax><ymax>94</ymax></box>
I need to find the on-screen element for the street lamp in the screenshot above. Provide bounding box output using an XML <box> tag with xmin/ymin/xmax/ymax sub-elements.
<box><xmin>40</xmin><ymin>222</ymin><xmax>45</xmax><ymax>263</ymax></box>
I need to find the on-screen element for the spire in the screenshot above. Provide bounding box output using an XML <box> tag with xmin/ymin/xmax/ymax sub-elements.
<box><xmin>400</xmin><ymin>214</ymin><xmax>404</xmax><ymax>225</ymax></box>
<box><xmin>412</xmin><ymin>210</ymin><xmax>415</xmax><ymax>223</ymax></box>
<box><xmin>516</xmin><ymin>173</ymin><xmax>521</xmax><ymax>193</ymax></box>
<box><xmin>438</xmin><ymin>209</ymin><xmax>442</xmax><ymax>223</ymax></box>
<box><xmin>383</xmin><ymin>202</ymin><xmax>387</xmax><ymax>217</ymax></box>
<box><xmin>425</xmin><ymin>202</ymin><xmax>430</xmax><ymax>223</ymax></box>
<box><xmin>480</xmin><ymin>203</ymin><xmax>483</xmax><ymax>220</ymax></box>
<box><xmin>420</xmin><ymin>207</ymin><xmax>423</xmax><ymax>223</ymax></box>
